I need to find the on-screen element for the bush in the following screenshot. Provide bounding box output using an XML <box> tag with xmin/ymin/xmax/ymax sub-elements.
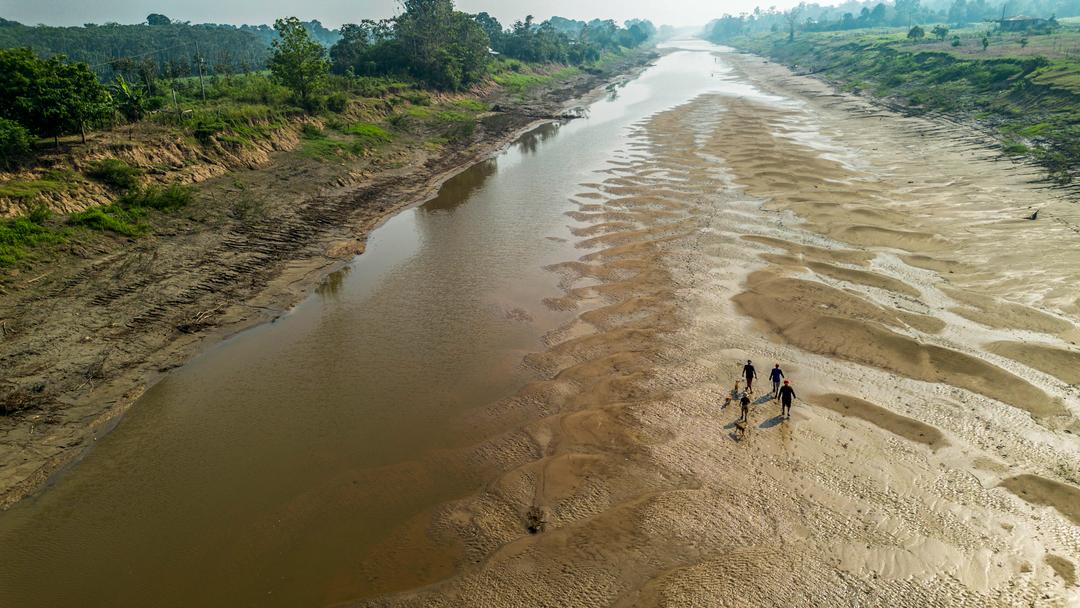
<box><xmin>85</xmin><ymin>158</ymin><xmax>142</xmax><ymax>191</ymax></box>
<box><xmin>301</xmin><ymin>123</ymin><xmax>324</xmax><ymax>138</ymax></box>
<box><xmin>0</xmin><ymin>118</ymin><xmax>33</xmax><ymax>168</ymax></box>
<box><xmin>0</xmin><ymin>210</ymin><xmax>64</xmax><ymax>265</ymax></box>
<box><xmin>326</xmin><ymin>92</ymin><xmax>349</xmax><ymax>113</ymax></box>
<box><xmin>68</xmin><ymin>205</ymin><xmax>141</xmax><ymax>236</ymax></box>
<box><xmin>192</xmin><ymin>118</ymin><xmax>227</xmax><ymax>143</ymax></box>
<box><xmin>116</xmin><ymin>184</ymin><xmax>193</xmax><ymax>211</ymax></box>
<box><xmin>145</xmin><ymin>96</ymin><xmax>168</xmax><ymax>111</ymax></box>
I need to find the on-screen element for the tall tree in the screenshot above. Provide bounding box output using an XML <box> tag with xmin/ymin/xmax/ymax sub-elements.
<box><xmin>396</xmin><ymin>0</ymin><xmax>490</xmax><ymax>90</ymax></box>
<box><xmin>268</xmin><ymin>16</ymin><xmax>330</xmax><ymax>109</ymax></box>
<box><xmin>785</xmin><ymin>3</ymin><xmax>806</xmax><ymax>41</ymax></box>
<box><xmin>0</xmin><ymin>48</ymin><xmax>110</xmax><ymax>145</ymax></box>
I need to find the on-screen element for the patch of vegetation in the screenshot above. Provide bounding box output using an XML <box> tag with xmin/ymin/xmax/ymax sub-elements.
<box><xmin>299</xmin><ymin>127</ymin><xmax>360</xmax><ymax>159</ymax></box>
<box><xmin>341</xmin><ymin>122</ymin><xmax>392</xmax><ymax>144</ymax></box>
<box><xmin>452</xmin><ymin>99</ymin><xmax>489</xmax><ymax>112</ymax></box>
<box><xmin>0</xmin><ymin>117</ymin><xmax>32</xmax><ymax>168</ymax></box>
<box><xmin>0</xmin><ymin>207</ymin><xmax>64</xmax><ymax>265</ymax></box>
<box><xmin>1002</xmin><ymin>141</ymin><xmax>1030</xmax><ymax>155</ymax></box>
<box><xmin>67</xmin><ymin>183</ymin><xmax>193</xmax><ymax>235</ymax></box>
<box><xmin>0</xmin><ymin>169</ymin><xmax>79</xmax><ymax>201</ymax></box>
<box><xmin>116</xmin><ymin>184</ymin><xmax>193</xmax><ymax>211</ymax></box>
<box><xmin>68</xmin><ymin>205</ymin><xmax>142</xmax><ymax>236</ymax></box>
<box><xmin>84</xmin><ymin>158</ymin><xmax>142</xmax><ymax>191</ymax></box>
<box><xmin>492</xmin><ymin>70</ymin><xmax>552</xmax><ymax>93</ymax></box>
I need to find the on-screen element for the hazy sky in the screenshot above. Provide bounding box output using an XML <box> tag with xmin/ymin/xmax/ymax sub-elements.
<box><xmin>1</xmin><ymin>0</ymin><xmax>806</xmax><ymax>28</ymax></box>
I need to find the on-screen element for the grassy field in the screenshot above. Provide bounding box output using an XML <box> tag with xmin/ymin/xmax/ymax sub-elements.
<box><xmin>730</xmin><ymin>23</ymin><xmax>1080</xmax><ymax>182</ymax></box>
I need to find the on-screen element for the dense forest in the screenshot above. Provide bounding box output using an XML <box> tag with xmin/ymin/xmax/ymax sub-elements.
<box><xmin>707</xmin><ymin>0</ymin><xmax>1080</xmax><ymax>40</ymax></box>
<box><xmin>329</xmin><ymin>11</ymin><xmax>656</xmax><ymax>85</ymax></box>
<box><xmin>0</xmin><ymin>17</ymin><xmax>342</xmax><ymax>80</ymax></box>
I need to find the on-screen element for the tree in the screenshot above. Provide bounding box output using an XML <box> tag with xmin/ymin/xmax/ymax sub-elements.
<box><xmin>46</xmin><ymin>59</ymin><xmax>112</xmax><ymax>143</ymax></box>
<box><xmin>0</xmin><ymin>117</ymin><xmax>32</xmax><ymax>167</ymax></box>
<box><xmin>268</xmin><ymin>16</ymin><xmax>330</xmax><ymax>109</ymax></box>
<box><xmin>932</xmin><ymin>25</ymin><xmax>949</xmax><ymax>41</ymax></box>
<box><xmin>895</xmin><ymin>0</ymin><xmax>921</xmax><ymax>26</ymax></box>
<box><xmin>146</xmin><ymin>14</ymin><xmax>171</xmax><ymax>26</ymax></box>
<box><xmin>907</xmin><ymin>25</ymin><xmax>926</xmax><ymax>40</ymax></box>
<box><xmin>0</xmin><ymin>48</ymin><xmax>110</xmax><ymax>145</ymax></box>
<box><xmin>396</xmin><ymin>0</ymin><xmax>490</xmax><ymax>90</ymax></box>
<box><xmin>785</xmin><ymin>3</ymin><xmax>805</xmax><ymax>41</ymax></box>
<box><xmin>111</xmin><ymin>75</ymin><xmax>145</xmax><ymax>123</ymax></box>
<box><xmin>870</xmin><ymin>3</ymin><xmax>887</xmax><ymax>24</ymax></box>
<box><xmin>473</xmin><ymin>12</ymin><xmax>504</xmax><ymax>47</ymax></box>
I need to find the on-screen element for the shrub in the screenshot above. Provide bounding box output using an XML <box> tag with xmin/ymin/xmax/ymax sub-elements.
<box><xmin>27</xmin><ymin>204</ymin><xmax>50</xmax><ymax>224</ymax></box>
<box><xmin>0</xmin><ymin>211</ymin><xmax>64</xmax><ymax>265</ymax></box>
<box><xmin>85</xmin><ymin>158</ymin><xmax>142</xmax><ymax>191</ymax></box>
<box><xmin>301</xmin><ymin>123</ymin><xmax>325</xmax><ymax>138</ymax></box>
<box><xmin>192</xmin><ymin>118</ymin><xmax>227</xmax><ymax>143</ymax></box>
<box><xmin>68</xmin><ymin>205</ymin><xmax>141</xmax><ymax>236</ymax></box>
<box><xmin>116</xmin><ymin>184</ymin><xmax>193</xmax><ymax>211</ymax></box>
<box><xmin>327</xmin><ymin>92</ymin><xmax>349</xmax><ymax>113</ymax></box>
<box><xmin>0</xmin><ymin>118</ymin><xmax>33</xmax><ymax>168</ymax></box>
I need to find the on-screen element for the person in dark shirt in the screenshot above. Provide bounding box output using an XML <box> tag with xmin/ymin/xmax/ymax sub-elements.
<box><xmin>778</xmin><ymin>380</ymin><xmax>797</xmax><ymax>418</ymax></box>
<box><xmin>769</xmin><ymin>364</ymin><xmax>785</xmax><ymax>398</ymax></box>
<box><xmin>740</xmin><ymin>392</ymin><xmax>751</xmax><ymax>423</ymax></box>
<box><xmin>743</xmin><ymin>360</ymin><xmax>757</xmax><ymax>392</ymax></box>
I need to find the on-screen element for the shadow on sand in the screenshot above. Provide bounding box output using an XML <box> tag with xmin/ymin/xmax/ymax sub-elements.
<box><xmin>759</xmin><ymin>415</ymin><xmax>786</xmax><ymax>429</ymax></box>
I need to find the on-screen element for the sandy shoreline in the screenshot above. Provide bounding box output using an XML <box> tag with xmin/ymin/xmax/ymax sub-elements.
<box><xmin>0</xmin><ymin>52</ymin><xmax>658</xmax><ymax>508</ymax></box>
<box><xmin>344</xmin><ymin>50</ymin><xmax>1080</xmax><ymax>606</ymax></box>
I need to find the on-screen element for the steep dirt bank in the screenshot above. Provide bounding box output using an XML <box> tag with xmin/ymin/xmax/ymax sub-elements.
<box><xmin>346</xmin><ymin>51</ymin><xmax>1080</xmax><ymax>606</ymax></box>
<box><xmin>0</xmin><ymin>51</ymin><xmax>657</xmax><ymax>507</ymax></box>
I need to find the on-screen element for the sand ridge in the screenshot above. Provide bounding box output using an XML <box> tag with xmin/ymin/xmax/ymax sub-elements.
<box><xmin>346</xmin><ymin>50</ymin><xmax>1080</xmax><ymax>606</ymax></box>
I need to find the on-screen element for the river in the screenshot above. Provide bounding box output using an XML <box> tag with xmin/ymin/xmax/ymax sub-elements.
<box><xmin>0</xmin><ymin>40</ymin><xmax>736</xmax><ymax>607</ymax></box>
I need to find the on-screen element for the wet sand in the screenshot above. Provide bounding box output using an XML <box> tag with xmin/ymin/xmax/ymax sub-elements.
<box><xmin>348</xmin><ymin>49</ymin><xmax>1080</xmax><ymax>605</ymax></box>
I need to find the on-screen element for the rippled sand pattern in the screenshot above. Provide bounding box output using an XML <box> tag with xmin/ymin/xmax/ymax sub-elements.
<box><xmin>352</xmin><ymin>56</ymin><xmax>1080</xmax><ymax>606</ymax></box>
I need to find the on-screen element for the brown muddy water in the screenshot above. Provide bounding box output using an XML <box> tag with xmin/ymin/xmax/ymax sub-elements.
<box><xmin>0</xmin><ymin>41</ymin><xmax>736</xmax><ymax>607</ymax></box>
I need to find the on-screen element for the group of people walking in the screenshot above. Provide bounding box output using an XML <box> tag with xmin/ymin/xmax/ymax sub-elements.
<box><xmin>737</xmin><ymin>360</ymin><xmax>797</xmax><ymax>424</ymax></box>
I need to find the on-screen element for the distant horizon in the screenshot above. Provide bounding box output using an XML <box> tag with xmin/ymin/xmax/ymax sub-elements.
<box><xmin>0</xmin><ymin>0</ymin><xmax>808</xmax><ymax>30</ymax></box>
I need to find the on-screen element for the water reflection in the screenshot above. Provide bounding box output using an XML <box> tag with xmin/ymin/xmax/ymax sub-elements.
<box><xmin>513</xmin><ymin>121</ymin><xmax>562</xmax><ymax>156</ymax></box>
<box><xmin>421</xmin><ymin>158</ymin><xmax>498</xmax><ymax>214</ymax></box>
<box><xmin>316</xmin><ymin>266</ymin><xmax>352</xmax><ymax>299</ymax></box>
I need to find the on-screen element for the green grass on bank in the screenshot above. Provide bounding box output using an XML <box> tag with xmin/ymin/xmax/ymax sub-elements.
<box><xmin>731</xmin><ymin>26</ymin><xmax>1080</xmax><ymax>181</ymax></box>
<box><xmin>0</xmin><ymin>182</ymin><xmax>195</xmax><ymax>266</ymax></box>
<box><xmin>490</xmin><ymin>58</ymin><xmax>584</xmax><ymax>95</ymax></box>
<box><xmin>0</xmin><ymin>169</ymin><xmax>80</xmax><ymax>201</ymax></box>
<box><xmin>0</xmin><ymin>209</ymin><xmax>65</xmax><ymax>265</ymax></box>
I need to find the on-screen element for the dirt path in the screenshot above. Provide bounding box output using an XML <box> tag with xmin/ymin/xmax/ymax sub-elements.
<box><xmin>345</xmin><ymin>52</ymin><xmax>1080</xmax><ymax>606</ymax></box>
<box><xmin>0</xmin><ymin>53</ymin><xmax>657</xmax><ymax>507</ymax></box>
